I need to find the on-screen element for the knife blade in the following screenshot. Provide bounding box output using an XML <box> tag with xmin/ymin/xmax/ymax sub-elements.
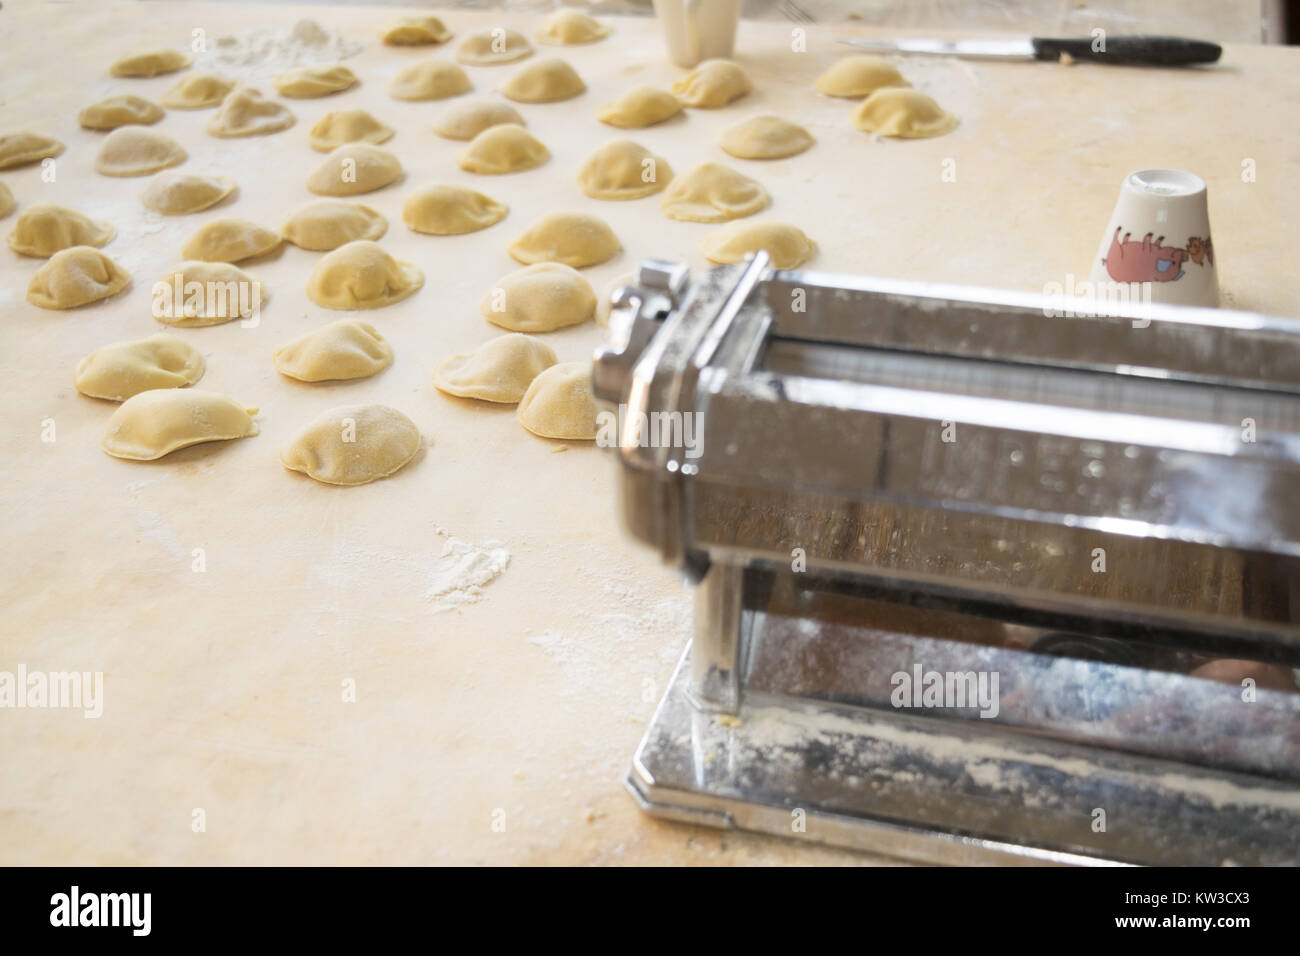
<box><xmin>839</xmin><ymin>35</ymin><xmax>1222</xmax><ymax>66</ymax></box>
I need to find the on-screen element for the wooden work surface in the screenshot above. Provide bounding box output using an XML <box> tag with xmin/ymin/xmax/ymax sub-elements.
<box><xmin>1</xmin><ymin>0</ymin><xmax>1298</xmax><ymax>865</ymax></box>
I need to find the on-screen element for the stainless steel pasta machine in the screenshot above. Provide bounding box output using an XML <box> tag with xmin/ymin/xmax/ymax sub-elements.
<box><xmin>593</xmin><ymin>252</ymin><xmax>1300</xmax><ymax>865</ymax></box>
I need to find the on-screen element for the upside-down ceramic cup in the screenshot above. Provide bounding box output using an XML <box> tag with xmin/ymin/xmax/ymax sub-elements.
<box><xmin>652</xmin><ymin>0</ymin><xmax>741</xmax><ymax>67</ymax></box>
<box><xmin>1088</xmin><ymin>169</ymin><xmax>1219</xmax><ymax>308</ymax></box>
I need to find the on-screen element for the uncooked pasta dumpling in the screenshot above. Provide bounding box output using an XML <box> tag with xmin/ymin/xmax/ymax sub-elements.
<box><xmin>433</xmin><ymin>334</ymin><xmax>558</xmax><ymax>403</ymax></box>
<box><xmin>309</xmin><ymin>109</ymin><xmax>395</xmax><ymax>152</ymax></box>
<box><xmin>481</xmin><ymin>263</ymin><xmax>596</xmax><ymax>332</ymax></box>
<box><xmin>517</xmin><ymin>362</ymin><xmax>598</xmax><ymax>440</ymax></box>
<box><xmin>282</xmin><ymin>199</ymin><xmax>388</xmax><ymax>251</ymax></box>
<box><xmin>402</xmin><ymin>185</ymin><xmax>508</xmax><ymax>235</ymax></box>
<box><xmin>102</xmin><ymin>390</ymin><xmax>258</xmax><ymax>461</ymax></box>
<box><xmin>0</xmin><ymin>182</ymin><xmax>14</xmax><ymax>219</ymax></box>
<box><xmin>381</xmin><ymin>16</ymin><xmax>453</xmax><ymax>46</ymax></box>
<box><xmin>75</xmin><ymin>334</ymin><xmax>205</xmax><ymax>401</ymax></box>
<box><xmin>671</xmin><ymin>59</ymin><xmax>751</xmax><ymax>108</ymax></box>
<box><xmin>578</xmin><ymin>140</ymin><xmax>672</xmax><ymax>200</ymax></box>
<box><xmin>660</xmin><ymin>162</ymin><xmax>767</xmax><ymax>223</ymax></box>
<box><xmin>814</xmin><ymin>55</ymin><xmax>908</xmax><ymax>98</ymax></box>
<box><xmin>433</xmin><ymin>98</ymin><xmax>525</xmax><ymax>141</ymax></box>
<box><xmin>7</xmin><ymin>204</ymin><xmax>115</xmax><ymax>258</ymax></box>
<box><xmin>501</xmin><ymin>58</ymin><xmax>585</xmax><ymax>103</ymax></box>
<box><xmin>718</xmin><ymin>115</ymin><xmax>814</xmax><ymax>160</ymax></box>
<box><xmin>180</xmin><ymin>218</ymin><xmax>281</xmax><ymax>262</ymax></box>
<box><xmin>536</xmin><ymin>9</ymin><xmax>612</xmax><ymax>45</ymax></box>
<box><xmin>852</xmin><ymin>88</ymin><xmax>956</xmax><ymax>138</ymax></box>
<box><xmin>507</xmin><ymin>212</ymin><xmax>620</xmax><ymax>268</ymax></box>
<box><xmin>140</xmin><ymin>172</ymin><xmax>237</xmax><ymax>214</ymax></box>
<box><xmin>280</xmin><ymin>404</ymin><xmax>421</xmax><ymax>486</ymax></box>
<box><xmin>78</xmin><ymin>94</ymin><xmax>164</xmax><ymax>130</ymax></box>
<box><xmin>699</xmin><ymin>219</ymin><xmax>816</xmax><ymax>269</ymax></box>
<box><xmin>95</xmin><ymin>127</ymin><xmax>187</xmax><ymax>176</ymax></box>
<box><xmin>306</xmin><ymin>240</ymin><xmax>424</xmax><ymax>310</ymax></box>
<box><xmin>457</xmin><ymin>28</ymin><xmax>533</xmax><ymax>65</ymax></box>
<box><xmin>457</xmin><ymin>124</ymin><xmax>548</xmax><ymax>174</ymax></box>
<box><xmin>274</xmin><ymin>64</ymin><xmax>359</xmax><ymax>98</ymax></box>
<box><xmin>161</xmin><ymin>73</ymin><xmax>236</xmax><ymax>109</ymax></box>
<box><xmin>207</xmin><ymin>88</ymin><xmax>295</xmax><ymax>137</ymax></box>
<box><xmin>273</xmin><ymin>320</ymin><xmax>393</xmax><ymax>382</ymax></box>
<box><xmin>307</xmin><ymin>143</ymin><xmax>403</xmax><ymax>196</ymax></box>
<box><xmin>389</xmin><ymin>60</ymin><xmax>472</xmax><ymax>101</ymax></box>
<box><xmin>0</xmin><ymin>131</ymin><xmax>64</xmax><ymax>170</ymax></box>
<box><xmin>597</xmin><ymin>86</ymin><xmax>682</xmax><ymax>129</ymax></box>
<box><xmin>109</xmin><ymin>49</ymin><xmax>192</xmax><ymax>78</ymax></box>
<box><xmin>154</xmin><ymin>261</ymin><xmax>267</xmax><ymax>327</ymax></box>
<box><xmin>27</xmin><ymin>247</ymin><xmax>130</xmax><ymax>309</ymax></box>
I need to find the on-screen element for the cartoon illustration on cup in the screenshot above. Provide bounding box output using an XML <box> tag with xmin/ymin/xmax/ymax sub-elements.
<box><xmin>1102</xmin><ymin>227</ymin><xmax>1214</xmax><ymax>284</ymax></box>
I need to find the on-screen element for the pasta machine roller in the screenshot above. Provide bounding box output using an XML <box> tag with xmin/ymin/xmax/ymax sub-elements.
<box><xmin>593</xmin><ymin>253</ymin><xmax>1300</xmax><ymax>865</ymax></box>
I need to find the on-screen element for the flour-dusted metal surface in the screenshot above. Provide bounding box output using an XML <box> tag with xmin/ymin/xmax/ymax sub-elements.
<box><xmin>1</xmin><ymin>0</ymin><xmax>1298</xmax><ymax>864</ymax></box>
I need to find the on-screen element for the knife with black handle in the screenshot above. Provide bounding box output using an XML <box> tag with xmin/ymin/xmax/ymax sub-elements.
<box><xmin>840</xmin><ymin>35</ymin><xmax>1222</xmax><ymax>67</ymax></box>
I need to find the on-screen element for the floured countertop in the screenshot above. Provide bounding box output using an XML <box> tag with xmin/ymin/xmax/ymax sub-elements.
<box><xmin>1</xmin><ymin>0</ymin><xmax>1298</xmax><ymax>865</ymax></box>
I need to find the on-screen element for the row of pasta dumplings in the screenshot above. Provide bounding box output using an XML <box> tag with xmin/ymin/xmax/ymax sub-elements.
<box><xmin>1</xmin><ymin>10</ymin><xmax>957</xmax><ymax>483</ymax></box>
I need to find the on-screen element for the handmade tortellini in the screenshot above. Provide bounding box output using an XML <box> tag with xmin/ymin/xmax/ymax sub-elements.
<box><xmin>7</xmin><ymin>205</ymin><xmax>115</xmax><ymax>258</ymax></box>
<box><xmin>0</xmin><ymin>131</ymin><xmax>64</xmax><ymax>170</ymax></box>
<box><xmin>507</xmin><ymin>212</ymin><xmax>619</xmax><ymax>268</ymax></box>
<box><xmin>140</xmin><ymin>172</ymin><xmax>237</xmax><ymax>214</ymax></box>
<box><xmin>660</xmin><ymin>162</ymin><xmax>767</xmax><ymax>223</ymax></box>
<box><xmin>433</xmin><ymin>98</ymin><xmax>525</xmax><ymax>141</ymax></box>
<box><xmin>536</xmin><ymin>9</ymin><xmax>612</xmax><ymax>45</ymax></box>
<box><xmin>109</xmin><ymin>49</ymin><xmax>193</xmax><ymax>78</ymax></box>
<box><xmin>78</xmin><ymin>94</ymin><xmax>165</xmax><ymax>130</ymax></box>
<box><xmin>596</xmin><ymin>86</ymin><xmax>682</xmax><ymax>129</ymax></box>
<box><xmin>699</xmin><ymin>219</ymin><xmax>816</xmax><ymax>269</ymax></box>
<box><xmin>307</xmin><ymin>143</ymin><xmax>403</xmax><ymax>196</ymax></box>
<box><xmin>851</xmin><ymin>88</ymin><xmax>957</xmax><ymax>138</ymax></box>
<box><xmin>457</xmin><ymin>28</ymin><xmax>534</xmax><ymax>66</ymax></box>
<box><xmin>389</xmin><ymin>60</ymin><xmax>472</xmax><ymax>101</ymax></box>
<box><xmin>457</xmin><ymin>124</ymin><xmax>549</xmax><ymax>174</ymax></box>
<box><xmin>481</xmin><ymin>263</ymin><xmax>596</xmax><ymax>332</ymax></box>
<box><xmin>387</xmin><ymin>59</ymin><xmax>475</xmax><ymax>102</ymax></box>
<box><xmin>500</xmin><ymin>58</ymin><xmax>585</xmax><ymax>104</ymax></box>
<box><xmin>274</xmin><ymin>64</ymin><xmax>359</xmax><ymax>98</ymax></box>
<box><xmin>517</xmin><ymin>362</ymin><xmax>598</xmax><ymax>440</ymax></box>
<box><xmin>154</xmin><ymin>261</ymin><xmax>267</xmax><ymax>326</ymax></box>
<box><xmin>102</xmin><ymin>390</ymin><xmax>258</xmax><ymax>461</ymax></box>
<box><xmin>0</xmin><ymin>182</ymin><xmax>14</xmax><ymax>219</ymax></box>
<box><xmin>308</xmin><ymin>109</ymin><xmax>394</xmax><ymax>152</ymax></box>
<box><xmin>180</xmin><ymin>218</ymin><xmax>281</xmax><ymax>262</ymax></box>
<box><xmin>402</xmin><ymin>185</ymin><xmax>508</xmax><ymax>235</ymax></box>
<box><xmin>814</xmin><ymin>55</ymin><xmax>908</xmax><ymax>98</ymax></box>
<box><xmin>27</xmin><ymin>247</ymin><xmax>130</xmax><ymax>309</ymax></box>
<box><xmin>381</xmin><ymin>16</ymin><xmax>453</xmax><ymax>46</ymax></box>
<box><xmin>282</xmin><ymin>199</ymin><xmax>388</xmax><ymax>251</ymax></box>
<box><xmin>280</xmin><ymin>404</ymin><xmax>420</xmax><ymax>485</ymax></box>
<box><xmin>577</xmin><ymin>140</ymin><xmax>672</xmax><ymax>200</ymax></box>
<box><xmin>74</xmin><ymin>334</ymin><xmax>205</xmax><ymax>401</ymax></box>
<box><xmin>671</xmin><ymin>60</ymin><xmax>752</xmax><ymax>108</ymax></box>
<box><xmin>433</xmin><ymin>334</ymin><xmax>558</xmax><ymax>403</ymax></box>
<box><xmin>95</xmin><ymin>127</ymin><xmax>187</xmax><ymax>176</ymax></box>
<box><xmin>273</xmin><ymin>320</ymin><xmax>393</xmax><ymax>382</ymax></box>
<box><xmin>718</xmin><ymin>115</ymin><xmax>814</xmax><ymax>160</ymax></box>
<box><xmin>161</xmin><ymin>73</ymin><xmax>236</xmax><ymax>109</ymax></box>
<box><xmin>306</xmin><ymin>240</ymin><xmax>424</xmax><ymax>310</ymax></box>
<box><xmin>207</xmin><ymin>88</ymin><xmax>295</xmax><ymax>137</ymax></box>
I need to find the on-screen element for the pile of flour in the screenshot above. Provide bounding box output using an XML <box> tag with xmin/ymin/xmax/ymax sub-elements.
<box><xmin>426</xmin><ymin>537</ymin><xmax>512</xmax><ymax>612</ymax></box>
<box><xmin>195</xmin><ymin>18</ymin><xmax>362</xmax><ymax>80</ymax></box>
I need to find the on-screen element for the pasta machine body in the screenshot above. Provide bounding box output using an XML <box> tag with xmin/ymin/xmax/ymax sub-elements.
<box><xmin>594</xmin><ymin>253</ymin><xmax>1300</xmax><ymax>865</ymax></box>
